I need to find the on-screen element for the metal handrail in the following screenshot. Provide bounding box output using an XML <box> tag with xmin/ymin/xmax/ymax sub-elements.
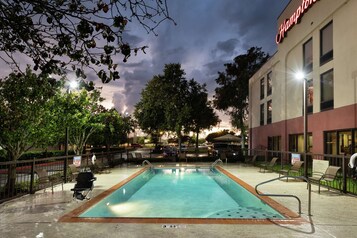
<box><xmin>255</xmin><ymin>175</ymin><xmax>311</xmax><ymax>216</ymax></box>
<box><xmin>211</xmin><ymin>159</ymin><xmax>223</xmax><ymax>169</ymax></box>
<box><xmin>142</xmin><ymin>160</ymin><xmax>153</xmax><ymax>168</ymax></box>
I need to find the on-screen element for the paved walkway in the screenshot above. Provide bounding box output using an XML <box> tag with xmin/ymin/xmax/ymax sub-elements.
<box><xmin>1</xmin><ymin>163</ymin><xmax>357</xmax><ymax>238</ymax></box>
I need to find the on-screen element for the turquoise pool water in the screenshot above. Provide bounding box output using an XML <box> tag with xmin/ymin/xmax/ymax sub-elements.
<box><xmin>80</xmin><ymin>168</ymin><xmax>284</xmax><ymax>219</ymax></box>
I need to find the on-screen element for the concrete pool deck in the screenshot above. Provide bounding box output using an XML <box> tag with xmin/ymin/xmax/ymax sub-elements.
<box><xmin>1</xmin><ymin>163</ymin><xmax>357</xmax><ymax>238</ymax></box>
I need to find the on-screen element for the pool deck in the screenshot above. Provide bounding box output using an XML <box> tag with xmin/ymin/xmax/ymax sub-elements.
<box><xmin>1</xmin><ymin>163</ymin><xmax>357</xmax><ymax>238</ymax></box>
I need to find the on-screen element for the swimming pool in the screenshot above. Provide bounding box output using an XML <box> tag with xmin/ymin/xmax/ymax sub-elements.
<box><xmin>60</xmin><ymin>166</ymin><xmax>303</xmax><ymax>224</ymax></box>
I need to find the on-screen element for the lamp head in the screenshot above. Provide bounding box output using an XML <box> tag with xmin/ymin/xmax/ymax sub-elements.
<box><xmin>295</xmin><ymin>71</ymin><xmax>305</xmax><ymax>81</ymax></box>
<box><xmin>69</xmin><ymin>80</ymin><xmax>79</xmax><ymax>89</ymax></box>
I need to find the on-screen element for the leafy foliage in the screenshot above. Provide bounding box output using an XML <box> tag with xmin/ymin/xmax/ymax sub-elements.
<box><xmin>135</xmin><ymin>63</ymin><xmax>219</xmax><ymax>146</ymax></box>
<box><xmin>88</xmin><ymin>108</ymin><xmax>132</xmax><ymax>149</ymax></box>
<box><xmin>0</xmin><ymin>67</ymin><xmax>60</xmax><ymax>161</ymax></box>
<box><xmin>0</xmin><ymin>0</ymin><xmax>174</xmax><ymax>83</ymax></box>
<box><xmin>214</xmin><ymin>47</ymin><xmax>269</xmax><ymax>131</ymax></box>
<box><xmin>50</xmin><ymin>87</ymin><xmax>105</xmax><ymax>155</ymax></box>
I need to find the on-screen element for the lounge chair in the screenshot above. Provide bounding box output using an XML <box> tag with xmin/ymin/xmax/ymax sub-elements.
<box><xmin>244</xmin><ymin>155</ymin><xmax>257</xmax><ymax>165</ymax></box>
<box><xmin>135</xmin><ymin>152</ymin><xmax>143</xmax><ymax>165</ymax></box>
<box><xmin>71</xmin><ymin>171</ymin><xmax>97</xmax><ymax>200</ymax></box>
<box><xmin>279</xmin><ymin>161</ymin><xmax>304</xmax><ymax>181</ymax></box>
<box><xmin>125</xmin><ymin>153</ymin><xmax>134</xmax><ymax>166</ymax></box>
<box><xmin>95</xmin><ymin>160</ymin><xmax>110</xmax><ymax>173</ymax></box>
<box><xmin>309</xmin><ymin>166</ymin><xmax>341</xmax><ymax>193</ymax></box>
<box><xmin>307</xmin><ymin>159</ymin><xmax>329</xmax><ymax>187</ymax></box>
<box><xmin>68</xmin><ymin>164</ymin><xmax>79</xmax><ymax>181</ymax></box>
<box><xmin>259</xmin><ymin>157</ymin><xmax>278</xmax><ymax>172</ymax></box>
<box><xmin>35</xmin><ymin>168</ymin><xmax>63</xmax><ymax>193</ymax></box>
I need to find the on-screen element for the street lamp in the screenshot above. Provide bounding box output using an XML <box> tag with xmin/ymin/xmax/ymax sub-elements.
<box><xmin>296</xmin><ymin>71</ymin><xmax>308</xmax><ymax>177</ymax></box>
<box><xmin>64</xmin><ymin>80</ymin><xmax>78</xmax><ymax>182</ymax></box>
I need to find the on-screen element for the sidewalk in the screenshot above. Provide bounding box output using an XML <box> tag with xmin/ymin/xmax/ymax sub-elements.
<box><xmin>1</xmin><ymin>163</ymin><xmax>357</xmax><ymax>238</ymax></box>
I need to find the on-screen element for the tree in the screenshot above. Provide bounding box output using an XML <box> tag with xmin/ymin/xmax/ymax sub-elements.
<box><xmin>134</xmin><ymin>75</ymin><xmax>167</xmax><ymax>144</ymax></box>
<box><xmin>0</xmin><ymin>0</ymin><xmax>174</xmax><ymax>83</ymax></box>
<box><xmin>51</xmin><ymin>88</ymin><xmax>105</xmax><ymax>155</ymax></box>
<box><xmin>160</xmin><ymin>64</ymin><xmax>191</xmax><ymax>147</ymax></box>
<box><xmin>88</xmin><ymin>108</ymin><xmax>128</xmax><ymax>150</ymax></box>
<box><xmin>0</xmin><ymin>67</ymin><xmax>60</xmax><ymax>195</ymax></box>
<box><xmin>214</xmin><ymin>47</ymin><xmax>269</xmax><ymax>146</ymax></box>
<box><xmin>135</xmin><ymin>63</ymin><xmax>219</xmax><ymax>149</ymax></box>
<box><xmin>186</xmin><ymin>79</ymin><xmax>220</xmax><ymax>150</ymax></box>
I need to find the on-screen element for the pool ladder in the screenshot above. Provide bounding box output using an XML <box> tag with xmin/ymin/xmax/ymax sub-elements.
<box><xmin>211</xmin><ymin>159</ymin><xmax>223</xmax><ymax>169</ymax></box>
<box><xmin>255</xmin><ymin>175</ymin><xmax>311</xmax><ymax>216</ymax></box>
<box><xmin>142</xmin><ymin>160</ymin><xmax>154</xmax><ymax>168</ymax></box>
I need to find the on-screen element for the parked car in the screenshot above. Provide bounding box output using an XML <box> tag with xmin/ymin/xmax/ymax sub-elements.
<box><xmin>131</xmin><ymin>143</ymin><xmax>143</xmax><ymax>148</ymax></box>
<box><xmin>163</xmin><ymin>146</ymin><xmax>177</xmax><ymax>156</ymax></box>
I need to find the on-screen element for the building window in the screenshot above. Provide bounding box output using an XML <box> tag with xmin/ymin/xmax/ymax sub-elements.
<box><xmin>307</xmin><ymin>79</ymin><xmax>313</xmax><ymax>114</ymax></box>
<box><xmin>320</xmin><ymin>69</ymin><xmax>334</xmax><ymax>111</ymax></box>
<box><xmin>303</xmin><ymin>38</ymin><xmax>313</xmax><ymax>73</ymax></box>
<box><xmin>325</xmin><ymin>130</ymin><xmax>356</xmax><ymax>156</ymax></box>
<box><xmin>260</xmin><ymin>104</ymin><xmax>264</xmax><ymax>126</ymax></box>
<box><xmin>267</xmin><ymin>100</ymin><xmax>272</xmax><ymax>124</ymax></box>
<box><xmin>325</xmin><ymin>131</ymin><xmax>337</xmax><ymax>155</ymax></box>
<box><xmin>267</xmin><ymin>72</ymin><xmax>272</xmax><ymax>96</ymax></box>
<box><xmin>268</xmin><ymin>136</ymin><xmax>281</xmax><ymax>151</ymax></box>
<box><xmin>320</xmin><ymin>21</ymin><xmax>333</xmax><ymax>65</ymax></box>
<box><xmin>289</xmin><ymin>134</ymin><xmax>312</xmax><ymax>152</ymax></box>
<box><xmin>260</xmin><ymin>78</ymin><xmax>265</xmax><ymax>99</ymax></box>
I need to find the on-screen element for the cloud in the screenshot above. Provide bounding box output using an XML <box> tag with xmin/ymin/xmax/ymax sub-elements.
<box><xmin>0</xmin><ymin>0</ymin><xmax>290</xmax><ymax>126</ymax></box>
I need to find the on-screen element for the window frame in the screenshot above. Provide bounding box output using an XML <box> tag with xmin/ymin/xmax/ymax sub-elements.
<box><xmin>303</xmin><ymin>38</ymin><xmax>313</xmax><ymax>73</ymax></box>
<box><xmin>320</xmin><ymin>21</ymin><xmax>333</xmax><ymax>65</ymax></box>
<box><xmin>320</xmin><ymin>69</ymin><xmax>334</xmax><ymax>111</ymax></box>
<box><xmin>260</xmin><ymin>78</ymin><xmax>265</xmax><ymax>100</ymax></box>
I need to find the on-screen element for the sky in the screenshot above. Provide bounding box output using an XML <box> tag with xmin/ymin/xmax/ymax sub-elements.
<box><xmin>1</xmin><ymin>0</ymin><xmax>291</xmax><ymax>129</ymax></box>
<box><xmin>94</xmin><ymin>0</ymin><xmax>291</xmax><ymax>129</ymax></box>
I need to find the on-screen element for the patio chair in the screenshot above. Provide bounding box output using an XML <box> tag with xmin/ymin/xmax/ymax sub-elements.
<box><xmin>307</xmin><ymin>159</ymin><xmax>329</xmax><ymax>187</ymax></box>
<box><xmin>71</xmin><ymin>171</ymin><xmax>97</xmax><ymax>200</ymax></box>
<box><xmin>125</xmin><ymin>152</ymin><xmax>134</xmax><ymax>166</ymax></box>
<box><xmin>35</xmin><ymin>168</ymin><xmax>64</xmax><ymax>193</ymax></box>
<box><xmin>135</xmin><ymin>152</ymin><xmax>143</xmax><ymax>165</ymax></box>
<box><xmin>309</xmin><ymin>166</ymin><xmax>341</xmax><ymax>193</ymax></box>
<box><xmin>95</xmin><ymin>159</ymin><xmax>110</xmax><ymax>173</ymax></box>
<box><xmin>68</xmin><ymin>164</ymin><xmax>79</xmax><ymax>181</ymax></box>
<box><xmin>279</xmin><ymin>161</ymin><xmax>304</xmax><ymax>181</ymax></box>
<box><xmin>259</xmin><ymin>157</ymin><xmax>278</xmax><ymax>172</ymax></box>
<box><xmin>244</xmin><ymin>155</ymin><xmax>257</xmax><ymax>166</ymax></box>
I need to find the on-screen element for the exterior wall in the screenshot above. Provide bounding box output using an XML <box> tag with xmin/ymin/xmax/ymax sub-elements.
<box><xmin>249</xmin><ymin>0</ymin><xmax>357</xmax><ymax>154</ymax></box>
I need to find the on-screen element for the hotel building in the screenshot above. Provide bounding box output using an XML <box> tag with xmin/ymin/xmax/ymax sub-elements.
<box><xmin>249</xmin><ymin>0</ymin><xmax>357</xmax><ymax>156</ymax></box>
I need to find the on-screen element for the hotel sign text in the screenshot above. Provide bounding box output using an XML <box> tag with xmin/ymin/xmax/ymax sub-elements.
<box><xmin>276</xmin><ymin>0</ymin><xmax>319</xmax><ymax>44</ymax></box>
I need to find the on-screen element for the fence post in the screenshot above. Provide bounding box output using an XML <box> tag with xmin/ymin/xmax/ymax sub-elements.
<box><xmin>29</xmin><ymin>158</ymin><xmax>35</xmax><ymax>194</ymax></box>
<box><xmin>64</xmin><ymin>155</ymin><xmax>68</xmax><ymax>183</ymax></box>
<box><xmin>342</xmin><ymin>154</ymin><xmax>347</xmax><ymax>193</ymax></box>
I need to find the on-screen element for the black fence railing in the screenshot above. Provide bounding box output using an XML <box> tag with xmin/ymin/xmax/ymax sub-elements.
<box><xmin>0</xmin><ymin>151</ymin><xmax>124</xmax><ymax>204</ymax></box>
<box><xmin>247</xmin><ymin>149</ymin><xmax>357</xmax><ymax>195</ymax></box>
<box><xmin>2</xmin><ymin>149</ymin><xmax>357</xmax><ymax>203</ymax></box>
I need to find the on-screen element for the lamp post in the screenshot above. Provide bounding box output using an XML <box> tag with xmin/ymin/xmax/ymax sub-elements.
<box><xmin>296</xmin><ymin>72</ymin><xmax>308</xmax><ymax>177</ymax></box>
<box><xmin>64</xmin><ymin>80</ymin><xmax>78</xmax><ymax>182</ymax></box>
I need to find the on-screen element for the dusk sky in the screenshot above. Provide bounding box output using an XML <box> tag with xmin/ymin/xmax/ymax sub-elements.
<box><xmin>1</xmin><ymin>0</ymin><xmax>291</xmax><ymax>129</ymax></box>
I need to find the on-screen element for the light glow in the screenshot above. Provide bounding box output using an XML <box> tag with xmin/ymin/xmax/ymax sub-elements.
<box><xmin>295</xmin><ymin>71</ymin><xmax>305</xmax><ymax>80</ymax></box>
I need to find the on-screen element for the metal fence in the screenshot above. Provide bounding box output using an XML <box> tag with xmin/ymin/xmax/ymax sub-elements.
<box><xmin>2</xmin><ymin>149</ymin><xmax>357</xmax><ymax>203</ymax></box>
<box><xmin>0</xmin><ymin>151</ymin><xmax>124</xmax><ymax>204</ymax></box>
<box><xmin>248</xmin><ymin>149</ymin><xmax>357</xmax><ymax>195</ymax></box>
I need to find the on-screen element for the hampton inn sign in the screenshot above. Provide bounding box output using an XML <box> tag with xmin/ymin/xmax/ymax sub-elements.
<box><xmin>276</xmin><ymin>0</ymin><xmax>319</xmax><ymax>44</ymax></box>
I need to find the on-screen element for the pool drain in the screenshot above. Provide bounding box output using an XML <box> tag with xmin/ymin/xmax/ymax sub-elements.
<box><xmin>162</xmin><ymin>224</ymin><xmax>186</xmax><ymax>229</ymax></box>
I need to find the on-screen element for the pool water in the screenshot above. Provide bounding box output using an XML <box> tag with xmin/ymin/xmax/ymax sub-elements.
<box><xmin>79</xmin><ymin>168</ymin><xmax>284</xmax><ymax>219</ymax></box>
